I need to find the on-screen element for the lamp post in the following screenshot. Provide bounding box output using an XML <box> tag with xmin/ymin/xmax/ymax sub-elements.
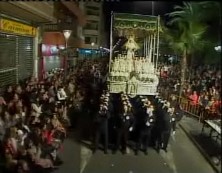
<box><xmin>151</xmin><ymin>1</ymin><xmax>155</xmax><ymax>15</ymax></box>
<box><xmin>91</xmin><ymin>42</ymin><xmax>95</xmax><ymax>58</ymax></box>
<box><xmin>63</xmin><ymin>30</ymin><xmax>72</xmax><ymax>76</ymax></box>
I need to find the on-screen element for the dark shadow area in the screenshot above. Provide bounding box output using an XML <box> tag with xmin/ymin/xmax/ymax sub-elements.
<box><xmin>180</xmin><ymin>116</ymin><xmax>221</xmax><ymax>172</ymax></box>
<box><xmin>192</xmin><ymin>134</ymin><xmax>221</xmax><ymax>158</ymax></box>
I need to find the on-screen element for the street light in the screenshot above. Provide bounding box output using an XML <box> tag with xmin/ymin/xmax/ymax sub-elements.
<box><xmin>63</xmin><ymin>30</ymin><xmax>72</xmax><ymax>47</ymax></box>
<box><xmin>151</xmin><ymin>1</ymin><xmax>155</xmax><ymax>15</ymax></box>
<box><xmin>63</xmin><ymin>30</ymin><xmax>72</xmax><ymax>76</ymax></box>
<box><xmin>91</xmin><ymin>42</ymin><xmax>95</xmax><ymax>58</ymax></box>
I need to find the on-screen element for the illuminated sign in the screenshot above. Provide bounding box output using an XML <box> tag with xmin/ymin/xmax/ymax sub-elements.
<box><xmin>0</xmin><ymin>19</ymin><xmax>36</xmax><ymax>37</ymax></box>
<box><xmin>42</xmin><ymin>44</ymin><xmax>65</xmax><ymax>56</ymax></box>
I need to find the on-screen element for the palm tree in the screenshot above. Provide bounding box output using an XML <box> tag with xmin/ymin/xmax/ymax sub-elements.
<box><xmin>165</xmin><ymin>2</ymin><xmax>207</xmax><ymax>96</ymax></box>
<box><xmin>197</xmin><ymin>1</ymin><xmax>221</xmax><ymax>64</ymax></box>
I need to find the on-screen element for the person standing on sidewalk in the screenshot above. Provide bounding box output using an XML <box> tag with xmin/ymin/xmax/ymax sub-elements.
<box><xmin>169</xmin><ymin>107</ymin><xmax>177</xmax><ymax>135</ymax></box>
<box><xmin>154</xmin><ymin>100</ymin><xmax>165</xmax><ymax>153</ymax></box>
<box><xmin>161</xmin><ymin>105</ymin><xmax>172</xmax><ymax>152</ymax></box>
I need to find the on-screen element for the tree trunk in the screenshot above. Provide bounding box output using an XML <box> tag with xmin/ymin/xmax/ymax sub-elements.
<box><xmin>179</xmin><ymin>50</ymin><xmax>187</xmax><ymax>97</ymax></box>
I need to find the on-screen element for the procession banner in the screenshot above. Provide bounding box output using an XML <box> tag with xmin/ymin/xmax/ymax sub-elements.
<box><xmin>113</xmin><ymin>13</ymin><xmax>158</xmax><ymax>31</ymax></box>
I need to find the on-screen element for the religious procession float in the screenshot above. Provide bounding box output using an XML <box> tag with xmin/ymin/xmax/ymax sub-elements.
<box><xmin>107</xmin><ymin>13</ymin><xmax>161</xmax><ymax>96</ymax></box>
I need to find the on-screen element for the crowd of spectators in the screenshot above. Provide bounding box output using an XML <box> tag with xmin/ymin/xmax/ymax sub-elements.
<box><xmin>0</xmin><ymin>58</ymin><xmax>108</xmax><ymax>173</ymax></box>
<box><xmin>158</xmin><ymin>64</ymin><xmax>221</xmax><ymax>119</ymax></box>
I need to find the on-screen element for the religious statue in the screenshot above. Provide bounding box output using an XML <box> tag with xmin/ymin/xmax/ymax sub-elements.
<box><xmin>142</xmin><ymin>58</ymin><xmax>147</xmax><ymax>74</ymax></box>
<box><xmin>124</xmin><ymin>35</ymin><xmax>139</xmax><ymax>59</ymax></box>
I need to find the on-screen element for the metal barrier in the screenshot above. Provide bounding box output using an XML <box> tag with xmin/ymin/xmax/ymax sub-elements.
<box><xmin>158</xmin><ymin>88</ymin><xmax>221</xmax><ymax>123</ymax></box>
<box><xmin>174</xmin><ymin>95</ymin><xmax>203</xmax><ymax>122</ymax></box>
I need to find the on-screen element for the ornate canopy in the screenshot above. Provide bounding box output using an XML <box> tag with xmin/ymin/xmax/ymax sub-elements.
<box><xmin>113</xmin><ymin>13</ymin><xmax>162</xmax><ymax>37</ymax></box>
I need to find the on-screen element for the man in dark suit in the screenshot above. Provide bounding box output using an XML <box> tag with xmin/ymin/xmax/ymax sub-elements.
<box><xmin>161</xmin><ymin>104</ymin><xmax>172</xmax><ymax>152</ymax></box>
<box><xmin>113</xmin><ymin>103</ymin><xmax>134</xmax><ymax>154</ymax></box>
<box><xmin>135</xmin><ymin>102</ymin><xmax>155</xmax><ymax>155</ymax></box>
<box><xmin>93</xmin><ymin>102</ymin><xmax>110</xmax><ymax>154</ymax></box>
<box><xmin>153</xmin><ymin>100</ymin><xmax>165</xmax><ymax>153</ymax></box>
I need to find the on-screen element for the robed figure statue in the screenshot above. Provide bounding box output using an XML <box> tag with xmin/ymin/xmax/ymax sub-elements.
<box><xmin>124</xmin><ymin>35</ymin><xmax>139</xmax><ymax>60</ymax></box>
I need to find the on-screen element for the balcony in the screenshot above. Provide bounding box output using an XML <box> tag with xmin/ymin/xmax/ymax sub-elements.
<box><xmin>43</xmin><ymin>24</ymin><xmax>60</xmax><ymax>32</ymax></box>
<box><xmin>43</xmin><ymin>22</ymin><xmax>77</xmax><ymax>33</ymax></box>
<box><xmin>0</xmin><ymin>2</ymin><xmax>57</xmax><ymax>23</ymax></box>
<box><xmin>84</xmin><ymin>43</ymin><xmax>99</xmax><ymax>49</ymax></box>
<box><xmin>84</xmin><ymin>29</ymin><xmax>99</xmax><ymax>35</ymax></box>
<box><xmin>85</xmin><ymin>2</ymin><xmax>101</xmax><ymax>8</ymax></box>
<box><xmin>87</xmin><ymin>15</ymin><xmax>100</xmax><ymax>21</ymax></box>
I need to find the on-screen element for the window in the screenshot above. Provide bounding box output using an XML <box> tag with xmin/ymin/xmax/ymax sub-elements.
<box><xmin>86</xmin><ymin>9</ymin><xmax>99</xmax><ymax>16</ymax></box>
<box><xmin>87</xmin><ymin>6</ymin><xmax>99</xmax><ymax>11</ymax></box>
<box><xmin>91</xmin><ymin>37</ymin><xmax>98</xmax><ymax>44</ymax></box>
<box><xmin>84</xmin><ymin>22</ymin><xmax>99</xmax><ymax>30</ymax></box>
<box><xmin>85</xmin><ymin>37</ymin><xmax>91</xmax><ymax>44</ymax></box>
<box><xmin>84</xmin><ymin>36</ymin><xmax>98</xmax><ymax>45</ymax></box>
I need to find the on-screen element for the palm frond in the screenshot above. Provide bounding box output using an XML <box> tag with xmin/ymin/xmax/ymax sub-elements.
<box><xmin>173</xmin><ymin>5</ymin><xmax>184</xmax><ymax>10</ymax></box>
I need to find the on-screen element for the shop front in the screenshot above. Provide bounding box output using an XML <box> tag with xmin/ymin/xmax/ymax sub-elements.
<box><xmin>0</xmin><ymin>16</ymin><xmax>36</xmax><ymax>92</ymax></box>
<box><xmin>40</xmin><ymin>32</ymin><xmax>66</xmax><ymax>79</ymax></box>
<box><xmin>78</xmin><ymin>48</ymin><xmax>101</xmax><ymax>59</ymax></box>
<box><xmin>40</xmin><ymin>44</ymin><xmax>65</xmax><ymax>77</ymax></box>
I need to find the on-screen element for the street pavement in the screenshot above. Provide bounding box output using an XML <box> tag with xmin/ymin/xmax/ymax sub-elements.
<box><xmin>81</xmin><ymin>125</ymin><xmax>215</xmax><ymax>173</ymax></box>
<box><xmin>54</xmin><ymin>117</ymin><xmax>216</xmax><ymax>173</ymax></box>
<box><xmin>179</xmin><ymin>116</ymin><xmax>221</xmax><ymax>173</ymax></box>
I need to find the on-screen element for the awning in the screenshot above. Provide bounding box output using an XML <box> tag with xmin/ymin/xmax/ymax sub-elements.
<box><xmin>0</xmin><ymin>2</ymin><xmax>57</xmax><ymax>24</ymax></box>
<box><xmin>43</xmin><ymin>32</ymin><xmax>65</xmax><ymax>45</ymax></box>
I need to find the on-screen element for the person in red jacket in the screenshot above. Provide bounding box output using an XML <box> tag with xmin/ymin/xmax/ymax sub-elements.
<box><xmin>189</xmin><ymin>91</ymin><xmax>199</xmax><ymax>105</ymax></box>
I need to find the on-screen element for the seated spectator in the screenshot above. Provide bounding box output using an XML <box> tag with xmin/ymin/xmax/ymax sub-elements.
<box><xmin>4</xmin><ymin>85</ymin><xmax>14</xmax><ymax>103</ymax></box>
<box><xmin>31</xmin><ymin>99</ymin><xmax>42</xmax><ymax>118</ymax></box>
<box><xmin>0</xmin><ymin>116</ymin><xmax>5</xmax><ymax>142</ymax></box>
<box><xmin>57</xmin><ymin>87</ymin><xmax>67</xmax><ymax>101</ymax></box>
<box><xmin>4</xmin><ymin>127</ymin><xmax>19</xmax><ymax>171</ymax></box>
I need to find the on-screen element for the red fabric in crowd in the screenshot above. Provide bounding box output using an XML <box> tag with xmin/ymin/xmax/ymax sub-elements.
<box><xmin>189</xmin><ymin>93</ymin><xmax>199</xmax><ymax>105</ymax></box>
<box><xmin>42</xmin><ymin>130</ymin><xmax>54</xmax><ymax>145</ymax></box>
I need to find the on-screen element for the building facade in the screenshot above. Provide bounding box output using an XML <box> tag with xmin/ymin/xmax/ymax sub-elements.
<box><xmin>82</xmin><ymin>2</ymin><xmax>105</xmax><ymax>49</ymax></box>
<box><xmin>0</xmin><ymin>2</ymin><xmax>86</xmax><ymax>91</ymax></box>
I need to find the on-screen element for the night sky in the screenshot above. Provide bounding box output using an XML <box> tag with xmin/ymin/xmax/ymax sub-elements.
<box><xmin>103</xmin><ymin>1</ymin><xmax>183</xmax><ymax>30</ymax></box>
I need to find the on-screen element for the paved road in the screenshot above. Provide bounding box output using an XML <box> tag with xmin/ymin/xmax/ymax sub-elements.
<box><xmin>54</xmin><ymin>123</ymin><xmax>216</xmax><ymax>173</ymax></box>
<box><xmin>82</xmin><ymin>126</ymin><xmax>215</xmax><ymax>173</ymax></box>
<box><xmin>54</xmin><ymin>133</ymin><xmax>80</xmax><ymax>173</ymax></box>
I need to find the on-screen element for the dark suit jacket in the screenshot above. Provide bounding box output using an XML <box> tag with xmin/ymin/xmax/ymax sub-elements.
<box><xmin>115</xmin><ymin>112</ymin><xmax>134</xmax><ymax>130</ymax></box>
<box><xmin>95</xmin><ymin>109</ymin><xmax>110</xmax><ymax>130</ymax></box>
<box><xmin>137</xmin><ymin>108</ymin><xmax>155</xmax><ymax>131</ymax></box>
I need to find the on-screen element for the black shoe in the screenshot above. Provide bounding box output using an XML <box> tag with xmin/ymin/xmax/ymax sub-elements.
<box><xmin>54</xmin><ymin>157</ymin><xmax>63</xmax><ymax>166</ymax></box>
<box><xmin>122</xmin><ymin>150</ymin><xmax>126</xmax><ymax>155</ymax></box>
<box><xmin>112</xmin><ymin>150</ymin><xmax>117</xmax><ymax>154</ymax></box>
<box><xmin>92</xmin><ymin>149</ymin><xmax>97</xmax><ymax>154</ymax></box>
<box><xmin>144</xmin><ymin>150</ymin><xmax>148</xmax><ymax>155</ymax></box>
<box><xmin>156</xmin><ymin>148</ymin><xmax>160</xmax><ymax>154</ymax></box>
<box><xmin>50</xmin><ymin>167</ymin><xmax>59</xmax><ymax>172</ymax></box>
<box><xmin>162</xmin><ymin>148</ymin><xmax>168</xmax><ymax>153</ymax></box>
<box><xmin>135</xmin><ymin>150</ymin><xmax>139</xmax><ymax>155</ymax></box>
